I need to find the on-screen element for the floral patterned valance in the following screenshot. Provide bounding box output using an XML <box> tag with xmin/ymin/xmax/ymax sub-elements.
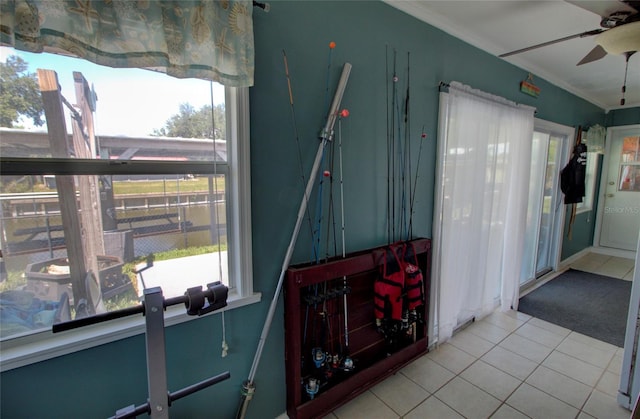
<box><xmin>0</xmin><ymin>0</ymin><xmax>254</xmax><ymax>87</ymax></box>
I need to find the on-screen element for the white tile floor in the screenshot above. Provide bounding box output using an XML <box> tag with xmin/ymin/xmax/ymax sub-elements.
<box><xmin>323</xmin><ymin>253</ymin><xmax>636</xmax><ymax>419</ymax></box>
<box><xmin>568</xmin><ymin>253</ymin><xmax>636</xmax><ymax>281</ymax></box>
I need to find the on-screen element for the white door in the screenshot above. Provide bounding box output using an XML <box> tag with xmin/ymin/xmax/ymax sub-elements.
<box><xmin>520</xmin><ymin>120</ymin><xmax>571</xmax><ymax>286</ymax></box>
<box><xmin>598</xmin><ymin>125</ymin><xmax>640</xmax><ymax>251</ymax></box>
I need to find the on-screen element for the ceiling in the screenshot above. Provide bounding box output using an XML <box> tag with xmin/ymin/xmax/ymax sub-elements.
<box><xmin>385</xmin><ymin>0</ymin><xmax>640</xmax><ymax>111</ymax></box>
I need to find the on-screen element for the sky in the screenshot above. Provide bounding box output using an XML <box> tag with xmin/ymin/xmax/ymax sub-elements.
<box><xmin>1</xmin><ymin>46</ymin><xmax>225</xmax><ymax>137</ymax></box>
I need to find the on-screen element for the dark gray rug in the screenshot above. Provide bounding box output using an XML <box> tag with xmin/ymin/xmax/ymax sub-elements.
<box><xmin>518</xmin><ymin>269</ymin><xmax>631</xmax><ymax>347</ymax></box>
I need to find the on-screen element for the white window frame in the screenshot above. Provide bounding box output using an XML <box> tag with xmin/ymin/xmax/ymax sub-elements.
<box><xmin>576</xmin><ymin>151</ymin><xmax>599</xmax><ymax>214</ymax></box>
<box><xmin>0</xmin><ymin>86</ymin><xmax>259</xmax><ymax>372</ymax></box>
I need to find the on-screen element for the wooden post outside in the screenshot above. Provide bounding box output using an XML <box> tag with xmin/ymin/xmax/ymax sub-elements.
<box><xmin>71</xmin><ymin>72</ymin><xmax>118</xmax><ymax>232</ymax></box>
<box><xmin>37</xmin><ymin>69</ymin><xmax>88</xmax><ymax>304</ymax></box>
<box><xmin>71</xmin><ymin>72</ymin><xmax>105</xmax><ymax>309</ymax></box>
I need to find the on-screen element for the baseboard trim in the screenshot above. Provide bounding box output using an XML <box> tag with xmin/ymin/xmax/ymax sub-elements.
<box><xmin>559</xmin><ymin>247</ymin><xmax>593</xmax><ymax>270</ymax></box>
<box><xmin>590</xmin><ymin>246</ymin><xmax>636</xmax><ymax>260</ymax></box>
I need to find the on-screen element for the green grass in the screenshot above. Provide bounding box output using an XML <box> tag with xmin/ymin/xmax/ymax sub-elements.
<box><xmin>1</xmin><ymin>177</ymin><xmax>225</xmax><ymax>195</ymax></box>
<box><xmin>113</xmin><ymin>178</ymin><xmax>224</xmax><ymax>195</ymax></box>
<box><xmin>104</xmin><ymin>288</ymin><xmax>140</xmax><ymax>311</ymax></box>
<box><xmin>0</xmin><ymin>270</ymin><xmax>25</xmax><ymax>293</ymax></box>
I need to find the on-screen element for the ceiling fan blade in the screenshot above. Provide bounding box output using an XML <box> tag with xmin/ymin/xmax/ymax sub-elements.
<box><xmin>577</xmin><ymin>44</ymin><xmax>608</xmax><ymax>65</ymax></box>
<box><xmin>499</xmin><ymin>29</ymin><xmax>604</xmax><ymax>58</ymax></box>
<box><xmin>565</xmin><ymin>0</ymin><xmax>637</xmax><ymax>19</ymax></box>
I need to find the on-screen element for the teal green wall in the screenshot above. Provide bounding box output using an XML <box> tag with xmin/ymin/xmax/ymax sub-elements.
<box><xmin>606</xmin><ymin>107</ymin><xmax>640</xmax><ymax>126</ymax></box>
<box><xmin>561</xmin><ymin>107</ymin><xmax>638</xmax><ymax>260</ymax></box>
<box><xmin>0</xmin><ymin>2</ymin><xmax>608</xmax><ymax>418</ymax></box>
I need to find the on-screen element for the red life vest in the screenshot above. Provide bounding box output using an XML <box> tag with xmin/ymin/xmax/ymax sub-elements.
<box><xmin>374</xmin><ymin>242</ymin><xmax>425</xmax><ymax>321</ymax></box>
<box><xmin>374</xmin><ymin>245</ymin><xmax>404</xmax><ymax>320</ymax></box>
<box><xmin>402</xmin><ymin>242</ymin><xmax>424</xmax><ymax>310</ymax></box>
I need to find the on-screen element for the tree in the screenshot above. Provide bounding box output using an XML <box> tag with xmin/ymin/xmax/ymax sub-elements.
<box><xmin>152</xmin><ymin>102</ymin><xmax>225</xmax><ymax>139</ymax></box>
<box><xmin>0</xmin><ymin>55</ymin><xmax>44</xmax><ymax>128</ymax></box>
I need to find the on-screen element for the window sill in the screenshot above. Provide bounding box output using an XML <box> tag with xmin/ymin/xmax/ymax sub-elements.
<box><xmin>0</xmin><ymin>292</ymin><xmax>261</xmax><ymax>372</ymax></box>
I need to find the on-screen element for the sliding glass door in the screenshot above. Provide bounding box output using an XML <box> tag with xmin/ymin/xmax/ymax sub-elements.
<box><xmin>520</xmin><ymin>121</ymin><xmax>571</xmax><ymax>286</ymax></box>
<box><xmin>535</xmin><ymin>133</ymin><xmax>562</xmax><ymax>276</ymax></box>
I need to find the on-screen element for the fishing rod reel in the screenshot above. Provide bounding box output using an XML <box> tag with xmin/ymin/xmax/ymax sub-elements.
<box><xmin>304</xmin><ymin>315</ymin><xmax>357</xmax><ymax>400</ymax></box>
<box><xmin>312</xmin><ymin>347</ymin><xmax>327</xmax><ymax>368</ymax></box>
<box><xmin>303</xmin><ymin>348</ymin><xmax>327</xmax><ymax>401</ymax></box>
<box><xmin>333</xmin><ymin>352</ymin><xmax>354</xmax><ymax>373</ymax></box>
<box><xmin>303</xmin><ymin>350</ymin><xmax>354</xmax><ymax>400</ymax></box>
<box><xmin>376</xmin><ymin>307</ymin><xmax>424</xmax><ymax>355</ymax></box>
<box><xmin>399</xmin><ymin>308</ymin><xmax>418</xmax><ymax>334</ymax></box>
<box><xmin>327</xmin><ymin>352</ymin><xmax>355</xmax><ymax>375</ymax></box>
<box><xmin>305</xmin><ymin>377</ymin><xmax>320</xmax><ymax>400</ymax></box>
<box><xmin>377</xmin><ymin>308</ymin><xmax>422</xmax><ymax>334</ymax></box>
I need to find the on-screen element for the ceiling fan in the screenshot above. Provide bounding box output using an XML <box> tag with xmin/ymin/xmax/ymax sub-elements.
<box><xmin>499</xmin><ymin>0</ymin><xmax>640</xmax><ymax>63</ymax></box>
<box><xmin>499</xmin><ymin>0</ymin><xmax>640</xmax><ymax>104</ymax></box>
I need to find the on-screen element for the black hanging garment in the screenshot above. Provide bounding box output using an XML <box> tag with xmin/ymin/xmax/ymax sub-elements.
<box><xmin>560</xmin><ymin>128</ymin><xmax>587</xmax><ymax>239</ymax></box>
<box><xmin>560</xmin><ymin>142</ymin><xmax>587</xmax><ymax>204</ymax></box>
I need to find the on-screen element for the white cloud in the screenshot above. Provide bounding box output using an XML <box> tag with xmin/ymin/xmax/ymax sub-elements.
<box><xmin>93</xmin><ymin>73</ymin><xmax>224</xmax><ymax>136</ymax></box>
<box><xmin>1</xmin><ymin>46</ymin><xmax>226</xmax><ymax>137</ymax></box>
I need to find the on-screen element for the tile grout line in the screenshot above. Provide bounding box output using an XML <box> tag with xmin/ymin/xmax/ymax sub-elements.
<box><xmin>436</xmin><ymin>315</ymin><xmax>534</xmax><ymax>419</ymax></box>
<box><xmin>429</xmin><ymin>312</ymin><xmax>619</xmax><ymax>418</ymax></box>
<box><xmin>333</xmin><ymin>252</ymin><xmax>633</xmax><ymax>419</ymax></box>
<box><xmin>468</xmin><ymin>316</ymin><xmax>592</xmax><ymax>418</ymax></box>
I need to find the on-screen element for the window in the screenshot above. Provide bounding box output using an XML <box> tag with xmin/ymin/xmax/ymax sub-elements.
<box><xmin>0</xmin><ymin>48</ymin><xmax>256</xmax><ymax>370</ymax></box>
<box><xmin>576</xmin><ymin>151</ymin><xmax>599</xmax><ymax>212</ymax></box>
<box><xmin>618</xmin><ymin>136</ymin><xmax>640</xmax><ymax>192</ymax></box>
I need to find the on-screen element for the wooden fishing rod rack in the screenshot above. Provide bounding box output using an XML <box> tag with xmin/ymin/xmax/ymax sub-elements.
<box><xmin>284</xmin><ymin>238</ymin><xmax>431</xmax><ymax>419</ymax></box>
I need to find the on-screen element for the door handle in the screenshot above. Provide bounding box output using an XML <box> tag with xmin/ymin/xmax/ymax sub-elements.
<box><xmin>607</xmin><ymin>194</ymin><xmax>614</xmax><ymax>198</ymax></box>
<box><xmin>609</xmin><ymin>181</ymin><xmax>615</xmax><ymax>186</ymax></box>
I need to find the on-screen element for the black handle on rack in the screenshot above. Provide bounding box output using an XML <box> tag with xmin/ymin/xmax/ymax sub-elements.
<box><xmin>52</xmin><ymin>304</ymin><xmax>143</xmax><ymax>333</ymax></box>
<box><xmin>169</xmin><ymin>371</ymin><xmax>231</xmax><ymax>403</ymax></box>
<box><xmin>52</xmin><ymin>281</ymin><xmax>228</xmax><ymax>333</ymax></box>
<box><xmin>111</xmin><ymin>371</ymin><xmax>231</xmax><ymax>419</ymax></box>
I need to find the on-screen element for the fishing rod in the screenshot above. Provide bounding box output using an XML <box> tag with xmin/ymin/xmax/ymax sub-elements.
<box><xmin>403</xmin><ymin>52</ymin><xmax>411</xmax><ymax>240</ymax></box>
<box><xmin>235</xmin><ymin>61</ymin><xmax>352</xmax><ymax>419</ymax></box>
<box><xmin>324</xmin><ymin>144</ymin><xmax>338</xmax><ymax>262</ymax></box>
<box><xmin>312</xmin><ymin>41</ymin><xmax>336</xmax><ymax>263</ymax></box>
<box><xmin>390</xmin><ymin>48</ymin><xmax>412</xmax><ymax>243</ymax></box>
<box><xmin>386</xmin><ymin>49</ymin><xmax>414</xmax><ymax>242</ymax></box>
<box><xmin>337</xmin><ymin>111</ymin><xmax>353</xmax><ymax>370</ymax></box>
<box><xmin>408</xmin><ymin>126</ymin><xmax>427</xmax><ymax>240</ymax></box>
<box><xmin>305</xmin><ymin>43</ymin><xmax>337</xmax><ymax>368</ymax></box>
<box><xmin>283</xmin><ymin>48</ymin><xmax>324</xmax><ymax>354</ymax></box>
<box><xmin>385</xmin><ymin>45</ymin><xmax>391</xmax><ymax>245</ymax></box>
<box><xmin>283</xmin><ymin>50</ymin><xmax>317</xmax><ymax>263</ymax></box>
<box><xmin>391</xmin><ymin>48</ymin><xmax>398</xmax><ymax>242</ymax></box>
<box><xmin>302</xmin><ymin>108</ymin><xmax>352</xmax><ymax>402</ymax></box>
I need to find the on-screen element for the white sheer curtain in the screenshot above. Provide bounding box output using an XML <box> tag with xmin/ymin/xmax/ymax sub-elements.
<box><xmin>433</xmin><ymin>82</ymin><xmax>535</xmax><ymax>342</ymax></box>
